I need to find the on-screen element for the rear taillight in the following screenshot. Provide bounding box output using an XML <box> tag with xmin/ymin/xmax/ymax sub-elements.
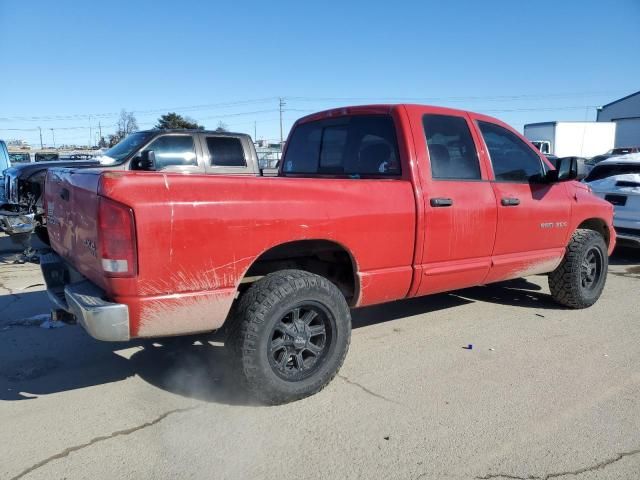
<box><xmin>98</xmin><ymin>196</ymin><xmax>137</xmax><ymax>277</ymax></box>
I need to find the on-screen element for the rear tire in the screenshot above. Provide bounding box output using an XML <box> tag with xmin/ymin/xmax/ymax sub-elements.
<box><xmin>549</xmin><ymin>229</ymin><xmax>608</xmax><ymax>308</ymax></box>
<box><xmin>229</xmin><ymin>270</ymin><xmax>351</xmax><ymax>405</ymax></box>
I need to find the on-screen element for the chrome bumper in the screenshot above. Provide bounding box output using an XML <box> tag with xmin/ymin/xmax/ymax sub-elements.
<box><xmin>40</xmin><ymin>252</ymin><xmax>130</xmax><ymax>341</ymax></box>
<box><xmin>0</xmin><ymin>208</ymin><xmax>35</xmax><ymax>235</ymax></box>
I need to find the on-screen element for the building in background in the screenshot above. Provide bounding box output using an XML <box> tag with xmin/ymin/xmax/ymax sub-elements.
<box><xmin>597</xmin><ymin>90</ymin><xmax>640</xmax><ymax>148</ymax></box>
<box><xmin>524</xmin><ymin>121</ymin><xmax>616</xmax><ymax>158</ymax></box>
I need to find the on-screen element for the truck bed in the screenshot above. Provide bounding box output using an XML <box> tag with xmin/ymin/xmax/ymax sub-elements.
<box><xmin>45</xmin><ymin>168</ymin><xmax>417</xmax><ymax>337</ymax></box>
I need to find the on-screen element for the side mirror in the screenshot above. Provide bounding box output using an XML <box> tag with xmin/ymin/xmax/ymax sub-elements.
<box><xmin>132</xmin><ymin>150</ymin><xmax>156</xmax><ymax>171</ymax></box>
<box><xmin>546</xmin><ymin>156</ymin><xmax>578</xmax><ymax>182</ymax></box>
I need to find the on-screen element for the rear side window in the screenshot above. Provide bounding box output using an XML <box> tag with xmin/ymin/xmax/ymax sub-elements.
<box><xmin>282</xmin><ymin>115</ymin><xmax>401</xmax><ymax>177</ymax></box>
<box><xmin>478</xmin><ymin>121</ymin><xmax>544</xmax><ymax>182</ymax></box>
<box><xmin>143</xmin><ymin>135</ymin><xmax>197</xmax><ymax>170</ymax></box>
<box><xmin>423</xmin><ymin>114</ymin><xmax>481</xmax><ymax>180</ymax></box>
<box><xmin>207</xmin><ymin>136</ymin><xmax>246</xmax><ymax>167</ymax></box>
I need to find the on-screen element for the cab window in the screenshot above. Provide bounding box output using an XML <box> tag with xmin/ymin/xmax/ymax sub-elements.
<box><xmin>142</xmin><ymin>135</ymin><xmax>197</xmax><ymax>170</ymax></box>
<box><xmin>282</xmin><ymin>115</ymin><xmax>401</xmax><ymax>177</ymax></box>
<box><xmin>423</xmin><ymin>114</ymin><xmax>481</xmax><ymax>180</ymax></box>
<box><xmin>478</xmin><ymin>121</ymin><xmax>544</xmax><ymax>182</ymax></box>
<box><xmin>206</xmin><ymin>136</ymin><xmax>246</xmax><ymax>167</ymax></box>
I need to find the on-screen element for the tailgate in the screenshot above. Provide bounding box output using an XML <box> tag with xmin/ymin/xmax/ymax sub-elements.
<box><xmin>46</xmin><ymin>168</ymin><xmax>107</xmax><ymax>289</ymax></box>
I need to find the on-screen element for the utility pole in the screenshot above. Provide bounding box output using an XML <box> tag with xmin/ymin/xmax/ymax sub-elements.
<box><xmin>38</xmin><ymin>127</ymin><xmax>43</xmax><ymax>149</ymax></box>
<box><xmin>98</xmin><ymin>121</ymin><xmax>102</xmax><ymax>144</ymax></box>
<box><xmin>89</xmin><ymin>115</ymin><xmax>92</xmax><ymax>148</ymax></box>
<box><xmin>279</xmin><ymin>97</ymin><xmax>286</xmax><ymax>145</ymax></box>
<box><xmin>254</xmin><ymin>121</ymin><xmax>257</xmax><ymax>141</ymax></box>
<box><xmin>50</xmin><ymin>129</ymin><xmax>55</xmax><ymax>148</ymax></box>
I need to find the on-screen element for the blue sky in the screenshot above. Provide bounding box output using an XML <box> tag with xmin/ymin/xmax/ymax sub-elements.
<box><xmin>0</xmin><ymin>0</ymin><xmax>639</xmax><ymax>147</ymax></box>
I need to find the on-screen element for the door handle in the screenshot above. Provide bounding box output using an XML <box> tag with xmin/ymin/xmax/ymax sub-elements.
<box><xmin>430</xmin><ymin>197</ymin><xmax>453</xmax><ymax>207</ymax></box>
<box><xmin>59</xmin><ymin>188</ymin><xmax>70</xmax><ymax>201</ymax></box>
<box><xmin>501</xmin><ymin>197</ymin><xmax>520</xmax><ymax>206</ymax></box>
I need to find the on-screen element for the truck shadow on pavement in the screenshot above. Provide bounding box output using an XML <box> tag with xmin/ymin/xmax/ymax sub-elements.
<box><xmin>452</xmin><ymin>277</ymin><xmax>562</xmax><ymax>310</ymax></box>
<box><xmin>0</xmin><ymin>277</ymin><xmax>561</xmax><ymax>405</ymax></box>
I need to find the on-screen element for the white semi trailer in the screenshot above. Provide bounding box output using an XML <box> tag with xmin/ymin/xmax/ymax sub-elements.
<box><xmin>524</xmin><ymin>121</ymin><xmax>616</xmax><ymax>157</ymax></box>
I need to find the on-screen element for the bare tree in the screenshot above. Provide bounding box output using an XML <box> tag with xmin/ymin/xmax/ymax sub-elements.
<box><xmin>215</xmin><ymin>121</ymin><xmax>228</xmax><ymax>133</ymax></box>
<box><xmin>109</xmin><ymin>110</ymin><xmax>139</xmax><ymax>145</ymax></box>
<box><xmin>117</xmin><ymin>109</ymin><xmax>138</xmax><ymax>136</ymax></box>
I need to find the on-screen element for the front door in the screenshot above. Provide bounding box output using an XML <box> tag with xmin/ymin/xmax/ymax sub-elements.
<box><xmin>413</xmin><ymin>111</ymin><xmax>498</xmax><ymax>295</ymax></box>
<box><xmin>473</xmin><ymin>118</ymin><xmax>571</xmax><ymax>282</ymax></box>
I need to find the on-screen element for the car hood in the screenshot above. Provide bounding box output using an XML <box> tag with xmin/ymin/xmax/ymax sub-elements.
<box><xmin>4</xmin><ymin>160</ymin><xmax>100</xmax><ymax>179</ymax></box>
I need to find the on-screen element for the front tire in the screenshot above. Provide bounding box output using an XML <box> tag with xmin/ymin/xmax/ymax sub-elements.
<box><xmin>229</xmin><ymin>270</ymin><xmax>351</xmax><ymax>405</ymax></box>
<box><xmin>549</xmin><ymin>229</ymin><xmax>608</xmax><ymax>308</ymax></box>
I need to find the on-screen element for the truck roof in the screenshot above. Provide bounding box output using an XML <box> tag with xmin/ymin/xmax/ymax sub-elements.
<box><xmin>138</xmin><ymin>129</ymin><xmax>249</xmax><ymax>136</ymax></box>
<box><xmin>294</xmin><ymin>104</ymin><xmax>502</xmax><ymax>125</ymax></box>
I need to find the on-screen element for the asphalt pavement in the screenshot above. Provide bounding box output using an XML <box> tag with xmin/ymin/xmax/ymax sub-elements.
<box><xmin>1</xmin><ymin>234</ymin><xmax>639</xmax><ymax>480</ymax></box>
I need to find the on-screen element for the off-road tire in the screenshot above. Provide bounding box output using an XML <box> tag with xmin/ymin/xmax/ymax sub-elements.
<box><xmin>229</xmin><ymin>269</ymin><xmax>351</xmax><ymax>405</ymax></box>
<box><xmin>549</xmin><ymin>229</ymin><xmax>608</xmax><ymax>308</ymax></box>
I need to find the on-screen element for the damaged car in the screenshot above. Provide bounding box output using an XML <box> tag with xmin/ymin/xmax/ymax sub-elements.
<box><xmin>1</xmin><ymin>158</ymin><xmax>100</xmax><ymax>243</ymax></box>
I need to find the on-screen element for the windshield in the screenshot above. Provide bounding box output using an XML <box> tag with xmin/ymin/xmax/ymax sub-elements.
<box><xmin>101</xmin><ymin>132</ymin><xmax>155</xmax><ymax>164</ymax></box>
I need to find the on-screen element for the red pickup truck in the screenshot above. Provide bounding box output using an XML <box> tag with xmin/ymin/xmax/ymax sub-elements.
<box><xmin>42</xmin><ymin>105</ymin><xmax>615</xmax><ymax>404</ymax></box>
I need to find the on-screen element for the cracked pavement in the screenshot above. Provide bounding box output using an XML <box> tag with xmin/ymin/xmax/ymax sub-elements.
<box><xmin>1</xmin><ymin>235</ymin><xmax>640</xmax><ymax>479</ymax></box>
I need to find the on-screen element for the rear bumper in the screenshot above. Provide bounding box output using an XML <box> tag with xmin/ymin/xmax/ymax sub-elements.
<box><xmin>40</xmin><ymin>252</ymin><xmax>130</xmax><ymax>341</ymax></box>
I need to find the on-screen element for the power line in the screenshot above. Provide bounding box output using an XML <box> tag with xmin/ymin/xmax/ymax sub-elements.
<box><xmin>0</xmin><ymin>90</ymin><xmax>625</xmax><ymax>123</ymax></box>
<box><xmin>286</xmin><ymin>90</ymin><xmax>626</xmax><ymax>103</ymax></box>
<box><xmin>0</xmin><ymin>97</ymin><xmax>279</xmax><ymax>123</ymax></box>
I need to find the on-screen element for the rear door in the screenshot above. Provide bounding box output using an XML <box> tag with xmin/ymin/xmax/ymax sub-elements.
<box><xmin>472</xmin><ymin>117</ymin><xmax>571</xmax><ymax>282</ymax></box>
<box><xmin>408</xmin><ymin>109</ymin><xmax>498</xmax><ymax>295</ymax></box>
